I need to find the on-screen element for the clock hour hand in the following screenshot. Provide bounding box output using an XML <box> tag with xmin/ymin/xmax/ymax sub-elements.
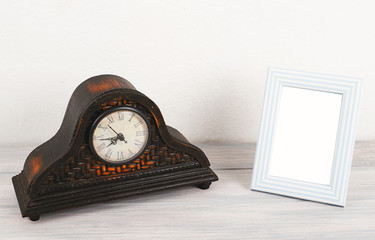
<box><xmin>107</xmin><ymin>125</ymin><xmax>127</xmax><ymax>143</ymax></box>
<box><xmin>107</xmin><ymin>125</ymin><xmax>119</xmax><ymax>135</ymax></box>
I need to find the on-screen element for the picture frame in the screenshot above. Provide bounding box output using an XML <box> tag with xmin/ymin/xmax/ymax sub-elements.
<box><xmin>251</xmin><ymin>67</ymin><xmax>362</xmax><ymax>206</ymax></box>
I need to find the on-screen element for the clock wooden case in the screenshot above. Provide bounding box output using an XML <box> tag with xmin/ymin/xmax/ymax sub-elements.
<box><xmin>12</xmin><ymin>75</ymin><xmax>218</xmax><ymax>221</ymax></box>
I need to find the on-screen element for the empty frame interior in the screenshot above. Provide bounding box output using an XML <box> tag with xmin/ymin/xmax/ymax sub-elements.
<box><xmin>268</xmin><ymin>86</ymin><xmax>343</xmax><ymax>185</ymax></box>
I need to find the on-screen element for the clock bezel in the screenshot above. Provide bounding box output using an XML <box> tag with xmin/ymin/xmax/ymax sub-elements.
<box><xmin>89</xmin><ymin>106</ymin><xmax>151</xmax><ymax>165</ymax></box>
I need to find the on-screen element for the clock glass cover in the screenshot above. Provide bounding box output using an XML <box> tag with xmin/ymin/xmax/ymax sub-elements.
<box><xmin>90</xmin><ymin>107</ymin><xmax>150</xmax><ymax>164</ymax></box>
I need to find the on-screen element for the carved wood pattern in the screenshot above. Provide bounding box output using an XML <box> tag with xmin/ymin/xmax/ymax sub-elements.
<box><xmin>38</xmin><ymin>97</ymin><xmax>199</xmax><ymax>196</ymax></box>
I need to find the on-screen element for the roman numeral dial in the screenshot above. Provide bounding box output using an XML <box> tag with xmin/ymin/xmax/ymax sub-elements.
<box><xmin>90</xmin><ymin>107</ymin><xmax>150</xmax><ymax>164</ymax></box>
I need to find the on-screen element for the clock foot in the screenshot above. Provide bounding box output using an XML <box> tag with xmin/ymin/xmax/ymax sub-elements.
<box><xmin>29</xmin><ymin>215</ymin><xmax>40</xmax><ymax>221</ymax></box>
<box><xmin>196</xmin><ymin>182</ymin><xmax>212</xmax><ymax>190</ymax></box>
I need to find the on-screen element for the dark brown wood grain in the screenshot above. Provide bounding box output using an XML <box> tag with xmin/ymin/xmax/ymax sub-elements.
<box><xmin>12</xmin><ymin>75</ymin><xmax>218</xmax><ymax>221</ymax></box>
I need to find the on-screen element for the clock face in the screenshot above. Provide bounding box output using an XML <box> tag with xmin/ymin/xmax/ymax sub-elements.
<box><xmin>89</xmin><ymin>107</ymin><xmax>150</xmax><ymax>164</ymax></box>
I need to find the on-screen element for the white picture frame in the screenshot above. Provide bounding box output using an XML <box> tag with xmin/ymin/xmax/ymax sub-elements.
<box><xmin>251</xmin><ymin>67</ymin><xmax>362</xmax><ymax>206</ymax></box>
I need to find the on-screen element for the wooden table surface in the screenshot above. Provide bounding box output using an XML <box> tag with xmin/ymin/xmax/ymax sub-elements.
<box><xmin>1</xmin><ymin>141</ymin><xmax>374</xmax><ymax>239</ymax></box>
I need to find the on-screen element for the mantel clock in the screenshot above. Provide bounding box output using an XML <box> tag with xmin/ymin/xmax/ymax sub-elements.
<box><xmin>12</xmin><ymin>75</ymin><xmax>218</xmax><ymax>221</ymax></box>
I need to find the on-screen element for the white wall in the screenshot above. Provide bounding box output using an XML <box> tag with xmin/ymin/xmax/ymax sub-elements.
<box><xmin>1</xmin><ymin>0</ymin><xmax>374</xmax><ymax>146</ymax></box>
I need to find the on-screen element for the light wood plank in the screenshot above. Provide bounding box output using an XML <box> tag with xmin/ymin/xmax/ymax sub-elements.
<box><xmin>1</xmin><ymin>167</ymin><xmax>374</xmax><ymax>239</ymax></box>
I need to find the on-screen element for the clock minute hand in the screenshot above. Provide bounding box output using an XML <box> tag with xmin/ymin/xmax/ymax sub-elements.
<box><xmin>98</xmin><ymin>137</ymin><xmax>113</xmax><ymax>141</ymax></box>
<box><xmin>106</xmin><ymin>136</ymin><xmax>118</xmax><ymax>147</ymax></box>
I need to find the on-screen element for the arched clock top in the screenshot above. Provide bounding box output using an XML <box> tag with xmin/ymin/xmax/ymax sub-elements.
<box><xmin>13</xmin><ymin>75</ymin><xmax>217</xmax><ymax>220</ymax></box>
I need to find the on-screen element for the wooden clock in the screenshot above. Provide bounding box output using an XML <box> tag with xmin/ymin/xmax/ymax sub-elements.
<box><xmin>12</xmin><ymin>75</ymin><xmax>218</xmax><ymax>221</ymax></box>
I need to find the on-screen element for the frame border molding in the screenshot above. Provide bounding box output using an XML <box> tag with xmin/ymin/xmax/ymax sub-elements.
<box><xmin>251</xmin><ymin>67</ymin><xmax>362</xmax><ymax>206</ymax></box>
